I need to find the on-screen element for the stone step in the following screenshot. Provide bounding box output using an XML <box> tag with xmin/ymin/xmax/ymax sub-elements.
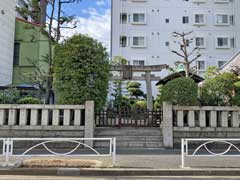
<box><xmin>94</xmin><ymin>141</ymin><xmax>163</xmax><ymax>149</ymax></box>
<box><xmin>96</xmin><ymin>135</ymin><xmax>162</xmax><ymax>142</ymax></box>
<box><xmin>95</xmin><ymin>128</ymin><xmax>162</xmax><ymax>136</ymax></box>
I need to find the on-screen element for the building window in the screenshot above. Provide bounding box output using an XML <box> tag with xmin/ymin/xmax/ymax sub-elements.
<box><xmin>132</xmin><ymin>36</ymin><xmax>146</xmax><ymax>47</ymax></box>
<box><xmin>195</xmin><ymin>37</ymin><xmax>205</xmax><ymax>48</ymax></box>
<box><xmin>13</xmin><ymin>42</ymin><xmax>20</xmax><ymax>65</ymax></box>
<box><xmin>215</xmin><ymin>14</ymin><xmax>229</xmax><ymax>25</ymax></box>
<box><xmin>132</xmin><ymin>13</ymin><xmax>146</xmax><ymax>24</ymax></box>
<box><xmin>194</xmin><ymin>14</ymin><xmax>205</xmax><ymax>25</ymax></box>
<box><xmin>196</xmin><ymin>61</ymin><xmax>205</xmax><ymax>71</ymax></box>
<box><xmin>216</xmin><ymin>37</ymin><xmax>229</xmax><ymax>48</ymax></box>
<box><xmin>165</xmin><ymin>18</ymin><xmax>169</xmax><ymax>23</ymax></box>
<box><xmin>182</xmin><ymin>16</ymin><xmax>189</xmax><ymax>24</ymax></box>
<box><xmin>165</xmin><ymin>42</ymin><xmax>169</xmax><ymax>46</ymax></box>
<box><xmin>218</xmin><ymin>61</ymin><xmax>226</xmax><ymax>68</ymax></box>
<box><xmin>214</xmin><ymin>0</ymin><xmax>229</xmax><ymax>3</ymax></box>
<box><xmin>186</xmin><ymin>39</ymin><xmax>190</xmax><ymax>47</ymax></box>
<box><xmin>133</xmin><ymin>60</ymin><xmax>145</xmax><ymax>66</ymax></box>
<box><xmin>120</xmin><ymin>36</ymin><xmax>127</xmax><ymax>47</ymax></box>
<box><xmin>230</xmin><ymin>38</ymin><xmax>235</xmax><ymax>48</ymax></box>
<box><xmin>120</xmin><ymin>13</ymin><xmax>128</xmax><ymax>24</ymax></box>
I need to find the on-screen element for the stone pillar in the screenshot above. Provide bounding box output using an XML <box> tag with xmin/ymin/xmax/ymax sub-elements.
<box><xmin>84</xmin><ymin>101</ymin><xmax>95</xmax><ymax>147</ymax></box>
<box><xmin>145</xmin><ymin>71</ymin><xmax>153</xmax><ymax>110</ymax></box>
<box><xmin>162</xmin><ymin>102</ymin><xmax>173</xmax><ymax>148</ymax></box>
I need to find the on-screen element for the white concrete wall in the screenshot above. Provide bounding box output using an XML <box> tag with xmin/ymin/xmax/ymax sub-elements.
<box><xmin>111</xmin><ymin>0</ymin><xmax>240</xmax><ymax>96</ymax></box>
<box><xmin>0</xmin><ymin>0</ymin><xmax>16</xmax><ymax>85</ymax></box>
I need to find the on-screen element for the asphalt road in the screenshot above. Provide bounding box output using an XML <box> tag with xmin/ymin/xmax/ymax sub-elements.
<box><xmin>0</xmin><ymin>176</ymin><xmax>239</xmax><ymax>180</ymax></box>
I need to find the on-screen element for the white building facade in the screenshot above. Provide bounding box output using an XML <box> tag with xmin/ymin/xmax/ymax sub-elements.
<box><xmin>0</xmin><ymin>0</ymin><xmax>16</xmax><ymax>85</ymax></box>
<box><xmin>111</xmin><ymin>0</ymin><xmax>240</xmax><ymax>92</ymax></box>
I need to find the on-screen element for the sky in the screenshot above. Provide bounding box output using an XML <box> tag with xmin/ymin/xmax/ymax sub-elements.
<box><xmin>59</xmin><ymin>0</ymin><xmax>111</xmax><ymax>50</ymax></box>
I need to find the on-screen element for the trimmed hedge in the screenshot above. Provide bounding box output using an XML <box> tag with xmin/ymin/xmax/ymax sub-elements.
<box><xmin>17</xmin><ymin>97</ymin><xmax>42</xmax><ymax>104</ymax></box>
<box><xmin>160</xmin><ymin>77</ymin><xmax>198</xmax><ymax>105</ymax></box>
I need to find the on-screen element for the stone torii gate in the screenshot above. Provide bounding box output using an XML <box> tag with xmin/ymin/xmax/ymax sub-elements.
<box><xmin>110</xmin><ymin>64</ymin><xmax>169</xmax><ymax>110</ymax></box>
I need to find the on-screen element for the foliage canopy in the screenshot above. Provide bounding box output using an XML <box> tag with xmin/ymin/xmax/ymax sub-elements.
<box><xmin>200</xmin><ymin>73</ymin><xmax>239</xmax><ymax>106</ymax></box>
<box><xmin>159</xmin><ymin>77</ymin><xmax>198</xmax><ymax>105</ymax></box>
<box><xmin>54</xmin><ymin>34</ymin><xmax>110</xmax><ymax>110</ymax></box>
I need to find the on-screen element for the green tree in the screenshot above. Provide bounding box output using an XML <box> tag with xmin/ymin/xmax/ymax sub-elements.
<box><xmin>126</xmin><ymin>81</ymin><xmax>144</xmax><ymax>99</ymax></box>
<box><xmin>204</xmin><ymin>66</ymin><xmax>220</xmax><ymax>79</ymax></box>
<box><xmin>54</xmin><ymin>34</ymin><xmax>110</xmax><ymax>110</ymax></box>
<box><xmin>154</xmin><ymin>85</ymin><xmax>163</xmax><ymax>109</ymax></box>
<box><xmin>110</xmin><ymin>56</ymin><xmax>128</xmax><ymax>109</ymax></box>
<box><xmin>200</xmin><ymin>73</ymin><xmax>239</xmax><ymax>106</ymax></box>
<box><xmin>158</xmin><ymin>77</ymin><xmax>198</xmax><ymax>105</ymax></box>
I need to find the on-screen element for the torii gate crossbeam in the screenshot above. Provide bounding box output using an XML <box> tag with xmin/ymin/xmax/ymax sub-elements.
<box><xmin>110</xmin><ymin>64</ymin><xmax>169</xmax><ymax>110</ymax></box>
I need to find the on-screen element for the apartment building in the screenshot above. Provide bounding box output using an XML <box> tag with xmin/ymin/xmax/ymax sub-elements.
<box><xmin>111</xmin><ymin>0</ymin><xmax>240</xmax><ymax>96</ymax></box>
<box><xmin>112</xmin><ymin>0</ymin><xmax>240</xmax><ymax>76</ymax></box>
<box><xmin>0</xmin><ymin>0</ymin><xmax>16</xmax><ymax>86</ymax></box>
<box><xmin>16</xmin><ymin>0</ymin><xmax>47</xmax><ymax>25</ymax></box>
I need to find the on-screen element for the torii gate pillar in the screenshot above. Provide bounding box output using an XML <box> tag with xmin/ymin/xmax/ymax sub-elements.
<box><xmin>110</xmin><ymin>64</ymin><xmax>169</xmax><ymax>111</ymax></box>
<box><xmin>145</xmin><ymin>72</ymin><xmax>153</xmax><ymax>110</ymax></box>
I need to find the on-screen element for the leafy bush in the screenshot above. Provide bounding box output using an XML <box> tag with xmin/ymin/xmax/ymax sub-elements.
<box><xmin>0</xmin><ymin>88</ymin><xmax>20</xmax><ymax>104</ymax></box>
<box><xmin>17</xmin><ymin>97</ymin><xmax>42</xmax><ymax>104</ymax></box>
<box><xmin>234</xmin><ymin>81</ymin><xmax>240</xmax><ymax>93</ymax></box>
<box><xmin>159</xmin><ymin>77</ymin><xmax>198</xmax><ymax>105</ymax></box>
<box><xmin>132</xmin><ymin>100</ymin><xmax>147</xmax><ymax>109</ymax></box>
<box><xmin>232</xmin><ymin>95</ymin><xmax>240</xmax><ymax>106</ymax></box>
<box><xmin>154</xmin><ymin>85</ymin><xmax>163</xmax><ymax>109</ymax></box>
<box><xmin>200</xmin><ymin>73</ymin><xmax>239</xmax><ymax>106</ymax></box>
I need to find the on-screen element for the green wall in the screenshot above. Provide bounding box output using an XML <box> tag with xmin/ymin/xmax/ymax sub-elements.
<box><xmin>13</xmin><ymin>19</ymin><xmax>49</xmax><ymax>85</ymax></box>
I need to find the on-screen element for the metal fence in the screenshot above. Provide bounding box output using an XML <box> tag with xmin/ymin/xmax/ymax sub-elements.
<box><xmin>181</xmin><ymin>138</ymin><xmax>240</xmax><ymax>168</ymax></box>
<box><xmin>95</xmin><ymin>108</ymin><xmax>162</xmax><ymax>127</ymax></box>
<box><xmin>1</xmin><ymin>138</ymin><xmax>116</xmax><ymax>165</ymax></box>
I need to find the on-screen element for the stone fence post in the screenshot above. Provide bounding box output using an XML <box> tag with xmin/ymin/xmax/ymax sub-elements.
<box><xmin>84</xmin><ymin>101</ymin><xmax>95</xmax><ymax>146</ymax></box>
<box><xmin>162</xmin><ymin>102</ymin><xmax>173</xmax><ymax>148</ymax></box>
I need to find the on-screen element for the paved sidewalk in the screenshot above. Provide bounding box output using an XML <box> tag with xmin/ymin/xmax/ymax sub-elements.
<box><xmin>4</xmin><ymin>149</ymin><xmax>240</xmax><ymax>169</ymax></box>
<box><xmin>86</xmin><ymin>149</ymin><xmax>240</xmax><ymax>169</ymax></box>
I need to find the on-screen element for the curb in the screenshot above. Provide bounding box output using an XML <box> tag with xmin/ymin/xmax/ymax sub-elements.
<box><xmin>1</xmin><ymin>168</ymin><xmax>240</xmax><ymax>176</ymax></box>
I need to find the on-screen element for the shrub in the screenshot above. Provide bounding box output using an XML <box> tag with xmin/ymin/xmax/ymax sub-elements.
<box><xmin>132</xmin><ymin>100</ymin><xmax>147</xmax><ymax>109</ymax></box>
<box><xmin>200</xmin><ymin>73</ymin><xmax>239</xmax><ymax>106</ymax></box>
<box><xmin>232</xmin><ymin>95</ymin><xmax>240</xmax><ymax>106</ymax></box>
<box><xmin>126</xmin><ymin>81</ymin><xmax>144</xmax><ymax>99</ymax></box>
<box><xmin>159</xmin><ymin>77</ymin><xmax>198</xmax><ymax>105</ymax></box>
<box><xmin>17</xmin><ymin>97</ymin><xmax>42</xmax><ymax>104</ymax></box>
<box><xmin>0</xmin><ymin>88</ymin><xmax>20</xmax><ymax>104</ymax></box>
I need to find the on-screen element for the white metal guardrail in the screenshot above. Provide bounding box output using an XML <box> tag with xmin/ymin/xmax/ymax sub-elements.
<box><xmin>1</xmin><ymin>138</ymin><xmax>116</xmax><ymax>165</ymax></box>
<box><xmin>181</xmin><ymin>138</ymin><xmax>240</xmax><ymax>168</ymax></box>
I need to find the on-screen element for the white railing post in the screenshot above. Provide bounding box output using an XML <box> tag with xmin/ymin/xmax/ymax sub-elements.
<box><xmin>4</xmin><ymin>138</ymin><xmax>12</xmax><ymax>165</ymax></box>
<box><xmin>112</xmin><ymin>137</ymin><xmax>116</xmax><ymax>166</ymax></box>
<box><xmin>181</xmin><ymin>138</ymin><xmax>185</xmax><ymax>168</ymax></box>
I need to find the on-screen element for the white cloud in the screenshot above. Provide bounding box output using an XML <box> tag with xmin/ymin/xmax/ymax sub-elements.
<box><xmin>96</xmin><ymin>0</ymin><xmax>106</xmax><ymax>6</ymax></box>
<box><xmin>61</xmin><ymin>7</ymin><xmax>111</xmax><ymax>51</ymax></box>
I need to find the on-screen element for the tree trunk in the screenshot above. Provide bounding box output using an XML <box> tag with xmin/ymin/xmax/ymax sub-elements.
<box><xmin>185</xmin><ymin>63</ymin><xmax>190</xmax><ymax>78</ymax></box>
<box><xmin>45</xmin><ymin>0</ymin><xmax>56</xmax><ymax>104</ymax></box>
